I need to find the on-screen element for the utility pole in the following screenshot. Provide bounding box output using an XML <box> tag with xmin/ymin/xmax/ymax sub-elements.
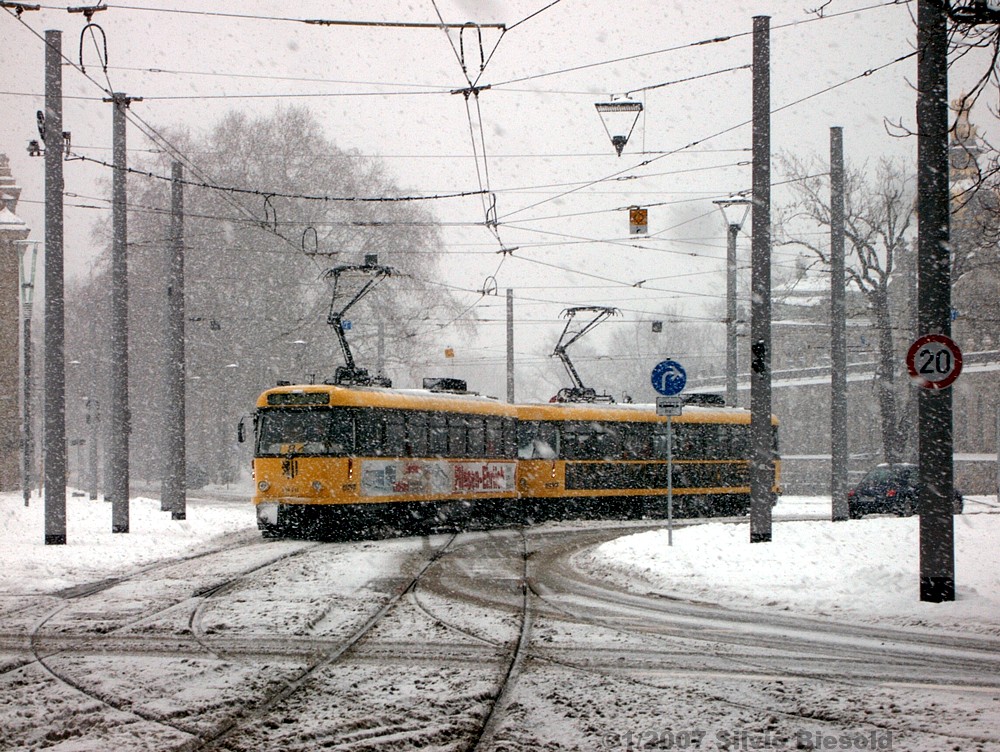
<box><xmin>506</xmin><ymin>288</ymin><xmax>514</xmax><ymax>403</ymax></box>
<box><xmin>749</xmin><ymin>15</ymin><xmax>773</xmax><ymax>543</ymax></box>
<box><xmin>916</xmin><ymin>0</ymin><xmax>954</xmax><ymax>602</ymax></box>
<box><xmin>162</xmin><ymin>162</ymin><xmax>186</xmax><ymax>520</ymax></box>
<box><xmin>830</xmin><ymin>127</ymin><xmax>849</xmax><ymax>521</ymax></box>
<box><xmin>86</xmin><ymin>397</ymin><xmax>98</xmax><ymax>500</ymax></box>
<box><xmin>105</xmin><ymin>91</ymin><xmax>139</xmax><ymax>534</ymax></box>
<box><xmin>43</xmin><ymin>29</ymin><xmax>66</xmax><ymax>545</ymax></box>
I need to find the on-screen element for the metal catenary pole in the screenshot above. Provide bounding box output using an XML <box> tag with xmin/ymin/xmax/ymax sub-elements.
<box><xmin>106</xmin><ymin>92</ymin><xmax>139</xmax><ymax>534</ymax></box>
<box><xmin>23</xmin><ymin>263</ymin><xmax>34</xmax><ymax>507</ymax></box>
<box><xmin>916</xmin><ymin>0</ymin><xmax>955</xmax><ymax>602</ymax></box>
<box><xmin>666</xmin><ymin>413</ymin><xmax>674</xmax><ymax>546</ymax></box>
<box><xmin>43</xmin><ymin>29</ymin><xmax>67</xmax><ymax>545</ymax></box>
<box><xmin>830</xmin><ymin>127</ymin><xmax>849</xmax><ymax>521</ymax></box>
<box><xmin>86</xmin><ymin>397</ymin><xmax>98</xmax><ymax>500</ymax></box>
<box><xmin>749</xmin><ymin>15</ymin><xmax>773</xmax><ymax>543</ymax></box>
<box><xmin>162</xmin><ymin>162</ymin><xmax>186</xmax><ymax>520</ymax></box>
<box><xmin>506</xmin><ymin>288</ymin><xmax>514</xmax><ymax>403</ymax></box>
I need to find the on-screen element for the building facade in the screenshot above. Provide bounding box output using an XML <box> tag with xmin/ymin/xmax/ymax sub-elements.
<box><xmin>0</xmin><ymin>154</ymin><xmax>30</xmax><ymax>492</ymax></box>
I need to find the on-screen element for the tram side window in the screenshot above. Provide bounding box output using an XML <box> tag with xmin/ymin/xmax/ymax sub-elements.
<box><xmin>713</xmin><ymin>424</ymin><xmax>731</xmax><ymax>458</ymax></box>
<box><xmin>406</xmin><ymin>412</ymin><xmax>429</xmax><ymax>457</ymax></box>
<box><xmin>517</xmin><ymin>421</ymin><xmax>558</xmax><ymax>459</ymax></box>
<box><xmin>561</xmin><ymin>422</ymin><xmax>584</xmax><ymax>459</ymax></box>
<box><xmin>429</xmin><ymin>414</ymin><xmax>448</xmax><ymax>456</ymax></box>
<box><xmin>502</xmin><ymin>417</ymin><xmax>517</xmax><ymax>458</ymax></box>
<box><xmin>672</xmin><ymin>424</ymin><xmax>691</xmax><ymax>459</ymax></box>
<box><xmin>592</xmin><ymin>422</ymin><xmax>621</xmax><ymax>459</ymax></box>
<box><xmin>384</xmin><ymin>412</ymin><xmax>405</xmax><ymax>456</ymax></box>
<box><xmin>327</xmin><ymin>409</ymin><xmax>355</xmax><ymax>455</ymax></box>
<box><xmin>563</xmin><ymin>421</ymin><xmax>620</xmax><ymax>460</ymax></box>
<box><xmin>670</xmin><ymin>424</ymin><xmax>711</xmax><ymax>460</ymax></box>
<box><xmin>621</xmin><ymin>423</ymin><xmax>653</xmax><ymax>460</ymax></box>
<box><xmin>448</xmin><ymin>415</ymin><xmax>467</xmax><ymax>456</ymax></box>
<box><xmin>653</xmin><ymin>423</ymin><xmax>670</xmax><ymax>458</ymax></box>
<box><xmin>467</xmin><ymin>417</ymin><xmax>486</xmax><ymax>456</ymax></box>
<box><xmin>357</xmin><ymin>409</ymin><xmax>395</xmax><ymax>456</ymax></box>
<box><xmin>485</xmin><ymin>417</ymin><xmax>503</xmax><ymax>459</ymax></box>
<box><xmin>729</xmin><ymin>424</ymin><xmax>750</xmax><ymax>459</ymax></box>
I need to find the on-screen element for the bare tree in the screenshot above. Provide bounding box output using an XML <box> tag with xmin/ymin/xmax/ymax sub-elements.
<box><xmin>72</xmin><ymin>106</ymin><xmax>468</xmax><ymax>486</ymax></box>
<box><xmin>776</xmin><ymin>155</ymin><xmax>917</xmax><ymax>463</ymax></box>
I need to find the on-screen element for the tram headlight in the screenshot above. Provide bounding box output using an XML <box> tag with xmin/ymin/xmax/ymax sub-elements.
<box><xmin>257</xmin><ymin>480</ymin><xmax>270</xmax><ymax>491</ymax></box>
<box><xmin>312</xmin><ymin>480</ymin><xmax>323</xmax><ymax>492</ymax></box>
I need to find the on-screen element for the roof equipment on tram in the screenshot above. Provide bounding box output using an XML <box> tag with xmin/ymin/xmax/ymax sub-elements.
<box><xmin>324</xmin><ymin>258</ymin><xmax>393</xmax><ymax>387</ymax></box>
<box><xmin>551</xmin><ymin>306</ymin><xmax>620</xmax><ymax>403</ymax></box>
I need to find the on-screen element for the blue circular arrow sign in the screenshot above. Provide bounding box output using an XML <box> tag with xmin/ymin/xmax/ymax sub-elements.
<box><xmin>651</xmin><ymin>359</ymin><xmax>687</xmax><ymax>396</ymax></box>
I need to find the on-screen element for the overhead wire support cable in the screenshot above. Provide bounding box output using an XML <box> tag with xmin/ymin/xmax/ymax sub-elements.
<box><xmin>67</xmin><ymin>4</ymin><xmax>509</xmax><ymax>29</ymax></box>
<box><xmin>506</xmin><ymin>0</ymin><xmax>563</xmax><ymax>31</ymax></box>
<box><xmin>624</xmin><ymin>63</ymin><xmax>751</xmax><ymax>97</ymax></box>
<box><xmin>0</xmin><ymin>1</ymin><xmax>40</xmax><ymax>15</ymax></box>
<box><xmin>488</xmin><ymin>0</ymin><xmax>909</xmax><ymax>88</ymax></box>
<box><xmin>498</xmin><ymin>48</ymin><xmax>918</xmax><ymax>223</ymax></box>
<box><xmin>302</xmin><ymin>17</ymin><xmax>504</xmax><ymax>30</ymax></box>
<box><xmin>67</xmin><ymin>154</ymin><xmax>490</xmax><ymax>202</ymax></box>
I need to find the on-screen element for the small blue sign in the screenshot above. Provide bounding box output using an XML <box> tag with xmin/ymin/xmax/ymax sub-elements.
<box><xmin>651</xmin><ymin>359</ymin><xmax>686</xmax><ymax>396</ymax></box>
<box><xmin>343</xmin><ymin>320</ymin><xmax>352</xmax><ymax>330</ymax></box>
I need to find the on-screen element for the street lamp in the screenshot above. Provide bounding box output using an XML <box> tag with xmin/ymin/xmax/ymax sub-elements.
<box><xmin>14</xmin><ymin>239</ymin><xmax>39</xmax><ymax>507</ymax></box>
<box><xmin>291</xmin><ymin>340</ymin><xmax>307</xmax><ymax>382</ymax></box>
<box><xmin>594</xmin><ymin>100</ymin><xmax>643</xmax><ymax>157</ymax></box>
<box><xmin>713</xmin><ymin>199</ymin><xmax>751</xmax><ymax>407</ymax></box>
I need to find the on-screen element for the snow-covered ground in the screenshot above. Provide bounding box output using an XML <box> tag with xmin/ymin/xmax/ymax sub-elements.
<box><xmin>0</xmin><ymin>489</ymin><xmax>258</xmax><ymax>594</ymax></box>
<box><xmin>578</xmin><ymin>494</ymin><xmax>1000</xmax><ymax>636</ymax></box>
<box><xmin>2</xmin><ymin>490</ymin><xmax>998</xmax><ymax>636</ymax></box>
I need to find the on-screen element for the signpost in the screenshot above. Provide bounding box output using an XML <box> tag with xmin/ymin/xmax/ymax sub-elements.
<box><xmin>652</xmin><ymin>360</ymin><xmax>686</xmax><ymax>545</ymax></box>
<box><xmin>907</xmin><ymin>332</ymin><xmax>963</xmax><ymax>602</ymax></box>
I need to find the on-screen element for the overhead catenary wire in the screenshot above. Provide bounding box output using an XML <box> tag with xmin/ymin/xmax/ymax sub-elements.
<box><xmin>3</xmin><ymin>0</ymin><xmax>933</xmax><ymax>346</ymax></box>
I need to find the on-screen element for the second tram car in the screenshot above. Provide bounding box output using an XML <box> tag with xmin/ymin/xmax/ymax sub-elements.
<box><xmin>516</xmin><ymin>400</ymin><xmax>779</xmax><ymax>521</ymax></box>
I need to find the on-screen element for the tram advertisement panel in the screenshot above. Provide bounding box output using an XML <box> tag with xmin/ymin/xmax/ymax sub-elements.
<box><xmin>361</xmin><ymin>459</ymin><xmax>516</xmax><ymax>496</ymax></box>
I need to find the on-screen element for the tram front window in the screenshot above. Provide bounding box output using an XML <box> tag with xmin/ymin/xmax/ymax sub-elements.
<box><xmin>257</xmin><ymin>409</ymin><xmax>353</xmax><ymax>456</ymax></box>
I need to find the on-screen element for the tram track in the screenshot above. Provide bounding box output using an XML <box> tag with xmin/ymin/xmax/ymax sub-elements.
<box><xmin>404</xmin><ymin>522</ymin><xmax>1000</xmax><ymax>751</ymax></box>
<box><xmin>2</xmin><ymin>518</ymin><xmax>998</xmax><ymax>751</ymax></box>
<box><xmin>13</xmin><ymin>539</ymin><xmax>327</xmax><ymax>746</ymax></box>
<box><xmin>1</xmin><ymin>534</ymin><xmax>435</xmax><ymax>750</ymax></box>
<box><xmin>183</xmin><ymin>532</ymin><xmax>462</xmax><ymax>751</ymax></box>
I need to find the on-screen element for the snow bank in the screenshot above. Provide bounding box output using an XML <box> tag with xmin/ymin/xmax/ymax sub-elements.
<box><xmin>578</xmin><ymin>497</ymin><xmax>1000</xmax><ymax>635</ymax></box>
<box><xmin>0</xmin><ymin>492</ymin><xmax>257</xmax><ymax>594</ymax></box>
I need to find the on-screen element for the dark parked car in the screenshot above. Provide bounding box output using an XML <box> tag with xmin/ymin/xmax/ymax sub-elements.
<box><xmin>847</xmin><ymin>463</ymin><xmax>963</xmax><ymax>518</ymax></box>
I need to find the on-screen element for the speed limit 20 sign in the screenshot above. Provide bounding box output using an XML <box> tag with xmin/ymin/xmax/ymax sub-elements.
<box><xmin>906</xmin><ymin>334</ymin><xmax>963</xmax><ymax>389</ymax></box>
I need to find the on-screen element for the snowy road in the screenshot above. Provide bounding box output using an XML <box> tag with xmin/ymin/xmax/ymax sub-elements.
<box><xmin>1</xmin><ymin>520</ymin><xmax>999</xmax><ymax>751</ymax></box>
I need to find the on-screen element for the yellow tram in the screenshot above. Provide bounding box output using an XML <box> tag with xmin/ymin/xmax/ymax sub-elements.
<box><xmin>247</xmin><ymin>381</ymin><xmax>519</xmax><ymax>538</ymax></box>
<box><xmin>244</xmin><ymin>382</ymin><xmax>780</xmax><ymax>539</ymax></box>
